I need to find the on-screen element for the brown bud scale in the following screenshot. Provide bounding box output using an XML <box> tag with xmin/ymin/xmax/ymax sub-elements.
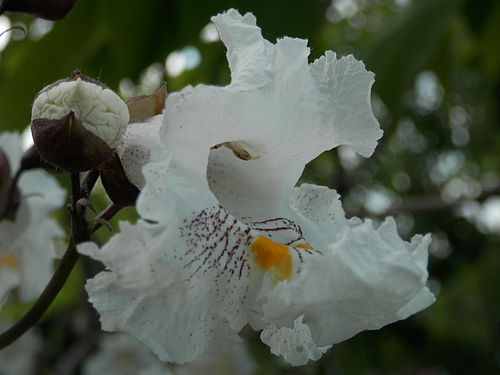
<box><xmin>31</xmin><ymin>112</ymin><xmax>114</xmax><ymax>172</ymax></box>
<box><xmin>100</xmin><ymin>151</ymin><xmax>139</xmax><ymax>206</ymax></box>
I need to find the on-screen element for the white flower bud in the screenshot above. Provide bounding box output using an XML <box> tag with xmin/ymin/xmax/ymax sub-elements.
<box><xmin>31</xmin><ymin>74</ymin><xmax>129</xmax><ymax>148</ymax></box>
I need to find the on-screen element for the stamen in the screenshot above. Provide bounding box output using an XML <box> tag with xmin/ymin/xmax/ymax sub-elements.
<box><xmin>295</xmin><ymin>242</ymin><xmax>313</xmax><ymax>250</ymax></box>
<box><xmin>211</xmin><ymin>141</ymin><xmax>260</xmax><ymax>160</ymax></box>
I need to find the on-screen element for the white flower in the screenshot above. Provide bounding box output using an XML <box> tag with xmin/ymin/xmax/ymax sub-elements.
<box><xmin>79</xmin><ymin>9</ymin><xmax>435</xmax><ymax>366</ymax></box>
<box><xmin>84</xmin><ymin>333</ymin><xmax>255</xmax><ymax>375</ymax></box>
<box><xmin>116</xmin><ymin>114</ymin><xmax>163</xmax><ymax>189</ymax></box>
<box><xmin>172</xmin><ymin>344</ymin><xmax>255</xmax><ymax>375</ymax></box>
<box><xmin>83</xmin><ymin>333</ymin><xmax>168</xmax><ymax>375</ymax></box>
<box><xmin>31</xmin><ymin>76</ymin><xmax>130</xmax><ymax>148</ymax></box>
<box><xmin>0</xmin><ymin>323</ymin><xmax>41</xmax><ymax>375</ymax></box>
<box><xmin>0</xmin><ymin>132</ymin><xmax>65</xmax><ymax>302</ymax></box>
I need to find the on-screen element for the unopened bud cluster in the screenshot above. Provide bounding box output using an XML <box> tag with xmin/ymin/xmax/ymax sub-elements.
<box><xmin>30</xmin><ymin>72</ymin><xmax>166</xmax><ymax>206</ymax></box>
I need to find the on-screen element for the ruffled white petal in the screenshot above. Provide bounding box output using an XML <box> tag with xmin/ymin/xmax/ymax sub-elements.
<box><xmin>80</xmin><ymin>216</ymin><xmax>260</xmax><ymax>364</ymax></box>
<box><xmin>0</xmin><ymin>267</ymin><xmax>19</xmax><ymax>305</ymax></box>
<box><xmin>83</xmin><ymin>333</ymin><xmax>168</xmax><ymax>375</ymax></box>
<box><xmin>261</xmin><ymin>316</ymin><xmax>330</xmax><ymax>366</ymax></box>
<box><xmin>0</xmin><ymin>324</ymin><xmax>41</xmax><ymax>374</ymax></box>
<box><xmin>82</xmin><ymin>9</ymin><xmax>432</xmax><ymax>368</ymax></box>
<box><xmin>0</xmin><ymin>132</ymin><xmax>65</xmax><ymax>302</ymax></box>
<box><xmin>116</xmin><ymin>115</ymin><xmax>162</xmax><ymax>188</ymax></box>
<box><xmin>172</xmin><ymin>344</ymin><xmax>255</xmax><ymax>375</ymax></box>
<box><xmin>261</xmin><ymin>217</ymin><xmax>434</xmax><ymax>349</ymax></box>
<box><xmin>310</xmin><ymin>52</ymin><xmax>381</xmax><ymax>157</ymax></box>
<box><xmin>154</xmin><ymin>9</ymin><xmax>381</xmax><ymax>222</ymax></box>
<box><xmin>211</xmin><ymin>10</ymin><xmax>272</xmax><ymax>90</ymax></box>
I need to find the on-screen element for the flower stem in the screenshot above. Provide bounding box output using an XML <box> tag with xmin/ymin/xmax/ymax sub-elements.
<box><xmin>80</xmin><ymin>169</ymin><xmax>99</xmax><ymax>199</ymax></box>
<box><xmin>89</xmin><ymin>203</ymin><xmax>123</xmax><ymax>233</ymax></box>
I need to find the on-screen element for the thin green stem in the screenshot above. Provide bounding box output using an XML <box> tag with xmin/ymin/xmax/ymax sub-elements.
<box><xmin>0</xmin><ymin>168</ymin><xmax>22</xmax><ymax>221</ymax></box>
<box><xmin>89</xmin><ymin>203</ymin><xmax>123</xmax><ymax>233</ymax></box>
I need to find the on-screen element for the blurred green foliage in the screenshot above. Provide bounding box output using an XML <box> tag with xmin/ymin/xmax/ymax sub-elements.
<box><xmin>1</xmin><ymin>0</ymin><xmax>500</xmax><ymax>374</ymax></box>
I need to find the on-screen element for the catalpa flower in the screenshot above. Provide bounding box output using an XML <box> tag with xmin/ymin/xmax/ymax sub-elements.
<box><xmin>0</xmin><ymin>323</ymin><xmax>42</xmax><ymax>375</ymax></box>
<box><xmin>0</xmin><ymin>132</ymin><xmax>65</xmax><ymax>303</ymax></box>
<box><xmin>83</xmin><ymin>333</ymin><xmax>167</xmax><ymax>375</ymax></box>
<box><xmin>79</xmin><ymin>9</ymin><xmax>435</xmax><ymax>366</ymax></box>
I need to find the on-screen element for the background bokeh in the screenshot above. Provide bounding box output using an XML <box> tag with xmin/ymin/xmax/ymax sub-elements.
<box><xmin>0</xmin><ymin>0</ymin><xmax>499</xmax><ymax>374</ymax></box>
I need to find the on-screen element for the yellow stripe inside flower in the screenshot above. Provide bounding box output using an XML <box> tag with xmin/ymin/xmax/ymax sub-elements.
<box><xmin>250</xmin><ymin>235</ymin><xmax>292</xmax><ymax>281</ymax></box>
<box><xmin>0</xmin><ymin>253</ymin><xmax>17</xmax><ymax>269</ymax></box>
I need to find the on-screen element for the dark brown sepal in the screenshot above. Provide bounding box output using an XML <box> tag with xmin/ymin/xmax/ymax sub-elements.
<box><xmin>0</xmin><ymin>148</ymin><xmax>21</xmax><ymax>221</ymax></box>
<box><xmin>0</xmin><ymin>148</ymin><xmax>10</xmax><ymax>193</ymax></box>
<box><xmin>19</xmin><ymin>145</ymin><xmax>42</xmax><ymax>171</ymax></box>
<box><xmin>126</xmin><ymin>84</ymin><xmax>167</xmax><ymax>123</ymax></box>
<box><xmin>31</xmin><ymin>112</ymin><xmax>114</xmax><ymax>172</ymax></box>
<box><xmin>0</xmin><ymin>0</ymin><xmax>77</xmax><ymax>20</ymax></box>
<box><xmin>100</xmin><ymin>151</ymin><xmax>139</xmax><ymax>206</ymax></box>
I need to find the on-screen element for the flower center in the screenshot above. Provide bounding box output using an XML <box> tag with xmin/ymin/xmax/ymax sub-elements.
<box><xmin>250</xmin><ymin>235</ymin><xmax>292</xmax><ymax>281</ymax></box>
<box><xmin>249</xmin><ymin>235</ymin><xmax>315</xmax><ymax>282</ymax></box>
<box><xmin>0</xmin><ymin>253</ymin><xmax>17</xmax><ymax>269</ymax></box>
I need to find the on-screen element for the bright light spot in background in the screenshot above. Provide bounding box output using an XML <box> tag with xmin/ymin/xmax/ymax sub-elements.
<box><xmin>429</xmin><ymin>231</ymin><xmax>452</xmax><ymax>259</ymax></box>
<box><xmin>414</xmin><ymin>70</ymin><xmax>444</xmax><ymax>113</ymax></box>
<box><xmin>140</xmin><ymin>63</ymin><xmax>164</xmax><ymax>93</ymax></box>
<box><xmin>390</xmin><ymin>119</ymin><xmax>426</xmax><ymax>153</ymax></box>
<box><xmin>166</xmin><ymin>51</ymin><xmax>185</xmax><ymax>77</ymax></box>
<box><xmin>21</xmin><ymin>126</ymin><xmax>34</xmax><ymax>151</ymax></box>
<box><xmin>441</xmin><ymin>177</ymin><xmax>481</xmax><ymax>202</ymax></box>
<box><xmin>371</xmin><ymin>95</ymin><xmax>389</xmax><ymax>122</ymax></box>
<box><xmin>363</xmin><ymin>186</ymin><xmax>397</xmax><ymax>215</ymax></box>
<box><xmin>119</xmin><ymin>78</ymin><xmax>135</xmax><ymax>99</ymax></box>
<box><xmin>395</xmin><ymin>212</ymin><xmax>414</xmax><ymax>237</ymax></box>
<box><xmin>0</xmin><ymin>16</ymin><xmax>12</xmax><ymax>51</ymax></box>
<box><xmin>394</xmin><ymin>0</ymin><xmax>413</xmax><ymax>8</ymax></box>
<box><xmin>326</xmin><ymin>0</ymin><xmax>359</xmax><ymax>22</ymax></box>
<box><xmin>392</xmin><ymin>171</ymin><xmax>411</xmax><ymax>192</ymax></box>
<box><xmin>200</xmin><ymin>23</ymin><xmax>220</xmax><ymax>43</ymax></box>
<box><xmin>0</xmin><ymin>17</ymin><xmax>25</xmax><ymax>51</ymax></box>
<box><xmin>475</xmin><ymin>197</ymin><xmax>500</xmax><ymax>233</ymax></box>
<box><xmin>449</xmin><ymin>106</ymin><xmax>470</xmax><ymax>146</ymax></box>
<box><xmin>429</xmin><ymin>150</ymin><xmax>465</xmax><ymax>185</ymax></box>
<box><xmin>337</xmin><ymin>145</ymin><xmax>361</xmax><ymax>170</ymax></box>
<box><xmin>165</xmin><ymin>46</ymin><xmax>201</xmax><ymax>77</ymax></box>
<box><xmin>29</xmin><ymin>19</ymin><xmax>54</xmax><ymax>40</ymax></box>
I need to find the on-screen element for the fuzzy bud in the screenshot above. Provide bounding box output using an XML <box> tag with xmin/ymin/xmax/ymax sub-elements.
<box><xmin>32</xmin><ymin>71</ymin><xmax>129</xmax><ymax>149</ymax></box>
<box><xmin>0</xmin><ymin>147</ymin><xmax>20</xmax><ymax>222</ymax></box>
<box><xmin>31</xmin><ymin>71</ymin><xmax>129</xmax><ymax>172</ymax></box>
<box><xmin>0</xmin><ymin>148</ymin><xmax>10</xmax><ymax>193</ymax></box>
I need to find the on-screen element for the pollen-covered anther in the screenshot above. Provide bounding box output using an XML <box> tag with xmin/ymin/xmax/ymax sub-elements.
<box><xmin>250</xmin><ymin>235</ymin><xmax>292</xmax><ymax>281</ymax></box>
<box><xmin>212</xmin><ymin>141</ymin><xmax>260</xmax><ymax>161</ymax></box>
<box><xmin>295</xmin><ymin>242</ymin><xmax>313</xmax><ymax>250</ymax></box>
<box><xmin>0</xmin><ymin>253</ymin><xmax>17</xmax><ymax>269</ymax></box>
